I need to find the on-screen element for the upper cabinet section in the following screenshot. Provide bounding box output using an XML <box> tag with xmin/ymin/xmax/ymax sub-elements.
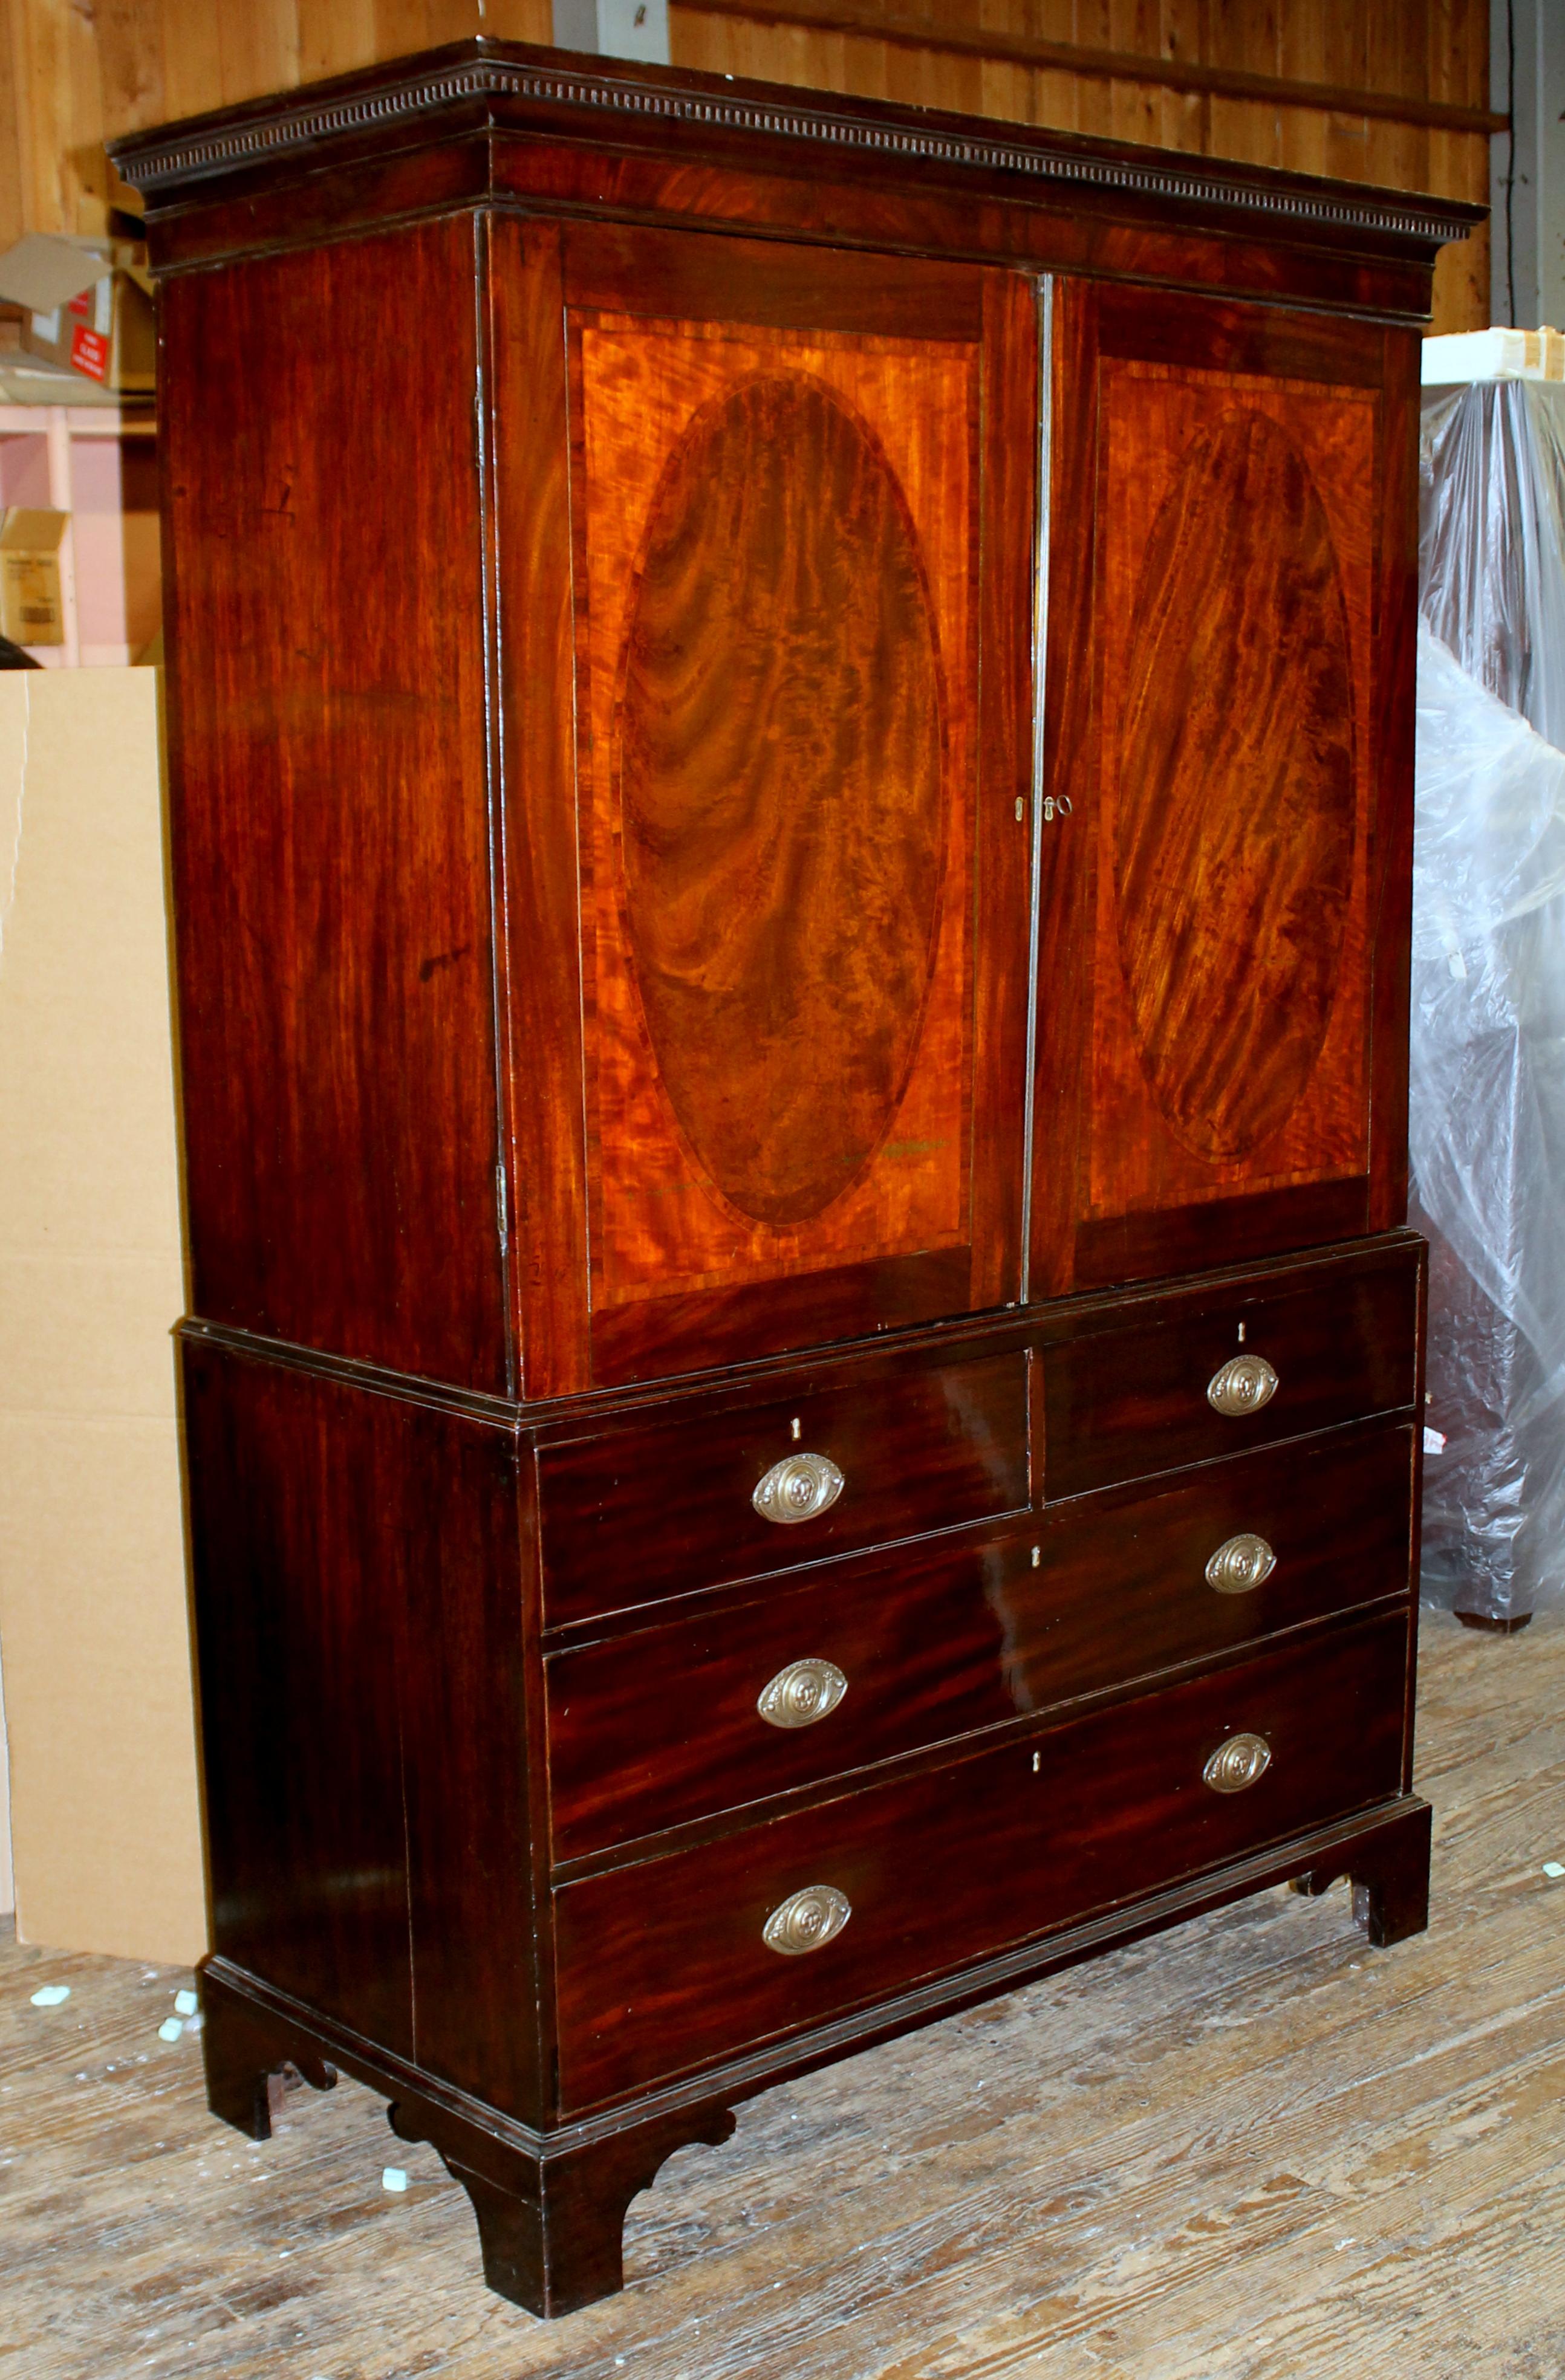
<box><xmin>1032</xmin><ymin>283</ymin><xmax>1420</xmax><ymax>1298</ymax></box>
<box><xmin>114</xmin><ymin>43</ymin><xmax>1475</xmax><ymax>1402</ymax></box>
<box><xmin>495</xmin><ymin>224</ymin><xmax>1036</xmax><ymax>1392</ymax></box>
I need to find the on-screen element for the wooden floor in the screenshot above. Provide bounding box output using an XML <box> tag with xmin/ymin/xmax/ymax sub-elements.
<box><xmin>4</xmin><ymin>1607</ymin><xmax>1564</xmax><ymax>2379</ymax></box>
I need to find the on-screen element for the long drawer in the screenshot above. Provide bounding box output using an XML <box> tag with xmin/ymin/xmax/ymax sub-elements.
<box><xmin>551</xmin><ymin>1611</ymin><xmax>1410</xmax><ymax>2107</ymax></box>
<box><xmin>545</xmin><ymin>1421</ymin><xmax>1415</xmax><ymax>1863</ymax></box>
<box><xmin>1042</xmin><ymin>1246</ymin><xmax>1420</xmax><ymax>1498</ymax></box>
<box><xmin>536</xmin><ymin>1350</ymin><xmax>1029</xmax><ymax>1628</ymax></box>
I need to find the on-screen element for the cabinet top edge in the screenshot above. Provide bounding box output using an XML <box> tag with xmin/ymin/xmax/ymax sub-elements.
<box><xmin>108</xmin><ymin>35</ymin><xmax>1482</xmax><ymax>259</ymax></box>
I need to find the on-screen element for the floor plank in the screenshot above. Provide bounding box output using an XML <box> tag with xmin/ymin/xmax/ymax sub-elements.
<box><xmin>2</xmin><ymin>1608</ymin><xmax>1563</xmax><ymax>2378</ymax></box>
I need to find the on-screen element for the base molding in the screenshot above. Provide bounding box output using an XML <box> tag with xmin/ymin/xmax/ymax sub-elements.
<box><xmin>197</xmin><ymin>1794</ymin><xmax>1430</xmax><ymax>2318</ymax></box>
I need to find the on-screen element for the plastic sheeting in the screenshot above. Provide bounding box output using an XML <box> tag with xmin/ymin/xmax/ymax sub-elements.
<box><xmin>1411</xmin><ymin>617</ymin><xmax>1565</xmax><ymax>1620</ymax></box>
<box><xmin>1420</xmin><ymin>379</ymin><xmax>1565</xmax><ymax>747</ymax></box>
<box><xmin>1414</xmin><ymin>376</ymin><xmax>1565</xmax><ymax>1621</ymax></box>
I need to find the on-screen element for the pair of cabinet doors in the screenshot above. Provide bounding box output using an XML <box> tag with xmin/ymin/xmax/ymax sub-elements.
<box><xmin>498</xmin><ymin>222</ymin><xmax>1414</xmax><ymax>1390</ymax></box>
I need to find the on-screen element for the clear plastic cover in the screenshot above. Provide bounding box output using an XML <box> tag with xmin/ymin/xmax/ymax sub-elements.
<box><xmin>1420</xmin><ymin>380</ymin><xmax>1565</xmax><ymax>746</ymax></box>
<box><xmin>1411</xmin><ymin>596</ymin><xmax>1565</xmax><ymax>1619</ymax></box>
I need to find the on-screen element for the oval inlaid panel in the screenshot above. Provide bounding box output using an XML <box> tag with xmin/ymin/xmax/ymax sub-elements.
<box><xmin>617</xmin><ymin>372</ymin><xmax>947</xmax><ymax>1227</ymax></box>
<box><xmin>1115</xmin><ymin>407</ymin><xmax>1356</xmax><ymax>1163</ymax></box>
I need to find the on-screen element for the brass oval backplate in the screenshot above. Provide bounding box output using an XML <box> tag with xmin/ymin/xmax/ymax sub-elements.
<box><xmin>757</xmin><ymin>1657</ymin><xmax>848</xmax><ymax>1730</ymax></box>
<box><xmin>762</xmin><ymin>1884</ymin><xmax>851</xmax><ymax>1956</ymax></box>
<box><xmin>753</xmin><ymin>1451</ymin><xmax>845</xmax><ymax>1525</ymax></box>
<box><xmin>1203</xmin><ymin>1732</ymin><xmax>1273</xmax><ymax>1794</ymax></box>
<box><xmin>1206</xmin><ymin>1354</ymin><xmax>1280</xmax><ymax>1418</ymax></box>
<box><xmin>1205</xmin><ymin>1532</ymin><xmax>1277</xmax><ymax>1595</ymax></box>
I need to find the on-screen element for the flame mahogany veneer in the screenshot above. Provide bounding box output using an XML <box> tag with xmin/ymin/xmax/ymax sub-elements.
<box><xmin>111</xmin><ymin>39</ymin><xmax>1473</xmax><ymax>2320</ymax></box>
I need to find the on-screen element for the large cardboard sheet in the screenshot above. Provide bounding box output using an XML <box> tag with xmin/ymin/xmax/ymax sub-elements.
<box><xmin>0</xmin><ymin>667</ymin><xmax>204</xmax><ymax>1962</ymax></box>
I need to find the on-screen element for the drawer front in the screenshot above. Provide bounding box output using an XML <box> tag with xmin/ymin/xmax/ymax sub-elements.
<box><xmin>553</xmin><ymin>1612</ymin><xmax>1409</xmax><ymax>2107</ymax></box>
<box><xmin>547</xmin><ymin>1421</ymin><xmax>1414</xmax><ymax>1863</ymax></box>
<box><xmin>536</xmin><ymin>1351</ymin><xmax>1029</xmax><ymax>1628</ymax></box>
<box><xmin>1043</xmin><ymin>1250</ymin><xmax>1420</xmax><ymax>1499</ymax></box>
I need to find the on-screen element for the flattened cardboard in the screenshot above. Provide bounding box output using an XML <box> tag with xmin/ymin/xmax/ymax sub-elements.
<box><xmin>0</xmin><ymin>670</ymin><xmax>205</xmax><ymax>1964</ymax></box>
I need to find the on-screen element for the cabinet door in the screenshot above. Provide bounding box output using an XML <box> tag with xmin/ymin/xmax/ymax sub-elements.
<box><xmin>496</xmin><ymin>222</ymin><xmax>1035</xmax><ymax>1392</ymax></box>
<box><xmin>1032</xmin><ymin>281</ymin><xmax>1417</xmax><ymax>1295</ymax></box>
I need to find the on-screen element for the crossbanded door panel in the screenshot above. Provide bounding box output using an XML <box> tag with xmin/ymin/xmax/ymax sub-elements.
<box><xmin>555</xmin><ymin>227</ymin><xmax>1033</xmax><ymax>1388</ymax></box>
<box><xmin>1032</xmin><ymin>280</ymin><xmax>1417</xmax><ymax>1297</ymax></box>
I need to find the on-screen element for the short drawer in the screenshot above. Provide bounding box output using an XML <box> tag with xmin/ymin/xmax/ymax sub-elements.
<box><xmin>1043</xmin><ymin>1247</ymin><xmax>1420</xmax><ymax>1498</ymax></box>
<box><xmin>536</xmin><ymin>1351</ymin><xmax>1029</xmax><ymax>1628</ymax></box>
<box><xmin>545</xmin><ymin>1421</ymin><xmax>1414</xmax><ymax>1863</ymax></box>
<box><xmin>552</xmin><ymin>1611</ymin><xmax>1409</xmax><ymax>2107</ymax></box>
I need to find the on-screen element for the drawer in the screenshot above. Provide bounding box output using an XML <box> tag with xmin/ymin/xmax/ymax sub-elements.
<box><xmin>553</xmin><ymin>1611</ymin><xmax>1409</xmax><ymax>2107</ymax></box>
<box><xmin>545</xmin><ymin>1421</ymin><xmax>1414</xmax><ymax>1863</ymax></box>
<box><xmin>1043</xmin><ymin>1248</ymin><xmax>1420</xmax><ymax>1499</ymax></box>
<box><xmin>536</xmin><ymin>1351</ymin><xmax>1029</xmax><ymax>1628</ymax></box>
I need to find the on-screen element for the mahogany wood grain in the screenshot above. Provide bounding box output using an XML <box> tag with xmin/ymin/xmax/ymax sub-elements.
<box><xmin>487</xmin><ymin>213</ymin><xmax>592</xmax><ymax>1401</ymax></box>
<box><xmin>616</xmin><ymin>372</ymin><xmax>949</xmax><ymax>1228</ymax></box>
<box><xmin>1027</xmin><ymin>274</ymin><xmax>1095</xmax><ymax>1303</ymax></box>
<box><xmin>969</xmin><ymin>265</ymin><xmax>1037</xmax><ymax>1310</ymax></box>
<box><xmin>159</xmin><ymin>218</ymin><xmax>507</xmax><ymax>1390</ymax></box>
<box><xmin>1114</xmin><ymin>409</ymin><xmax>1359</xmax><ymax>1162</ymax></box>
<box><xmin>1040</xmin><ymin>276</ymin><xmax>1415</xmax><ymax>1294</ymax></box>
<box><xmin>1074</xmin><ymin>1177</ymin><xmax>1371</xmax><ymax>1291</ymax></box>
<box><xmin>553</xmin><ymin>1611</ymin><xmax>1411</xmax><ymax>2107</ymax></box>
<box><xmin>135</xmin><ymin>134</ymin><xmax>1450</xmax><ymax>328</ymax></box>
<box><xmin>1367</xmin><ymin>326</ymin><xmax>1422</xmax><ymax>1236</ymax></box>
<box><xmin>545</xmin><ymin>1419</ymin><xmax>1415</xmax><ymax>1864</ymax></box>
<box><xmin>180</xmin><ymin>1338</ymin><xmax>545</xmax><ymax>2125</ymax></box>
<box><xmin>111</xmin><ymin>40</ymin><xmax>1474</xmax><ymax>329</ymax></box>
<box><xmin>105</xmin><ymin>41</ymin><xmax>1445</xmax><ymax>2319</ymax></box>
<box><xmin>1086</xmin><ymin>306</ymin><xmax>1376</xmax><ymax>1224</ymax></box>
<box><xmin>1043</xmin><ymin>1244</ymin><xmax>1420</xmax><ymax>1498</ymax></box>
<box><xmin>585</xmin><ymin>1244</ymin><xmax>977</xmax><ymax>1387</ymax></box>
<box><xmin>189</xmin><ymin>1782</ymin><xmax>1431</xmax><ymax>2320</ymax></box>
<box><xmin>536</xmin><ymin>1349</ymin><xmax>1030</xmax><ymax>1626</ymax></box>
<box><xmin>562</xmin><ymin>227</ymin><xmax>1031</xmax><ymax>1380</ymax></box>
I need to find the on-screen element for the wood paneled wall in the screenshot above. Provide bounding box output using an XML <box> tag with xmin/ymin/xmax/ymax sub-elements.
<box><xmin>0</xmin><ymin>0</ymin><xmax>1491</xmax><ymax>331</ymax></box>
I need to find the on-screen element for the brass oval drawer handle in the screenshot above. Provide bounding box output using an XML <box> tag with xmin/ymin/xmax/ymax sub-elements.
<box><xmin>1203</xmin><ymin>1732</ymin><xmax>1272</xmax><ymax>1794</ymax></box>
<box><xmin>753</xmin><ymin>1451</ymin><xmax>845</xmax><ymax>1525</ymax></box>
<box><xmin>763</xmin><ymin>1884</ymin><xmax>851</xmax><ymax>1956</ymax></box>
<box><xmin>1205</xmin><ymin>1532</ymin><xmax>1277</xmax><ymax>1595</ymax></box>
<box><xmin>1206</xmin><ymin>1354</ymin><xmax>1279</xmax><ymax>1418</ymax></box>
<box><xmin>757</xmin><ymin>1657</ymin><xmax>848</xmax><ymax>1730</ymax></box>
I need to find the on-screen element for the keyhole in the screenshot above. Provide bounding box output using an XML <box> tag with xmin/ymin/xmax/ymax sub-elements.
<box><xmin>790</xmin><ymin>1416</ymin><xmax>801</xmax><ymax>1442</ymax></box>
<box><xmin>1237</xmin><ymin>1321</ymin><xmax>1246</xmax><ymax>1344</ymax></box>
<box><xmin>1032</xmin><ymin>1752</ymin><xmax>1041</xmax><ymax>1773</ymax></box>
<box><xmin>1030</xmin><ymin>1546</ymin><xmax>1040</xmax><ymax>1569</ymax></box>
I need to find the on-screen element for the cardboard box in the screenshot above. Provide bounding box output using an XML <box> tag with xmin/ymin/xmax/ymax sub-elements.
<box><xmin>24</xmin><ymin>270</ymin><xmax>155</xmax><ymax>394</ymax></box>
<box><xmin>0</xmin><ymin>233</ymin><xmax>155</xmax><ymax>395</ymax></box>
<box><xmin>0</xmin><ymin>508</ymin><xmax>67</xmax><ymax>644</ymax></box>
<box><xmin>0</xmin><ymin>669</ymin><xmax>206</xmax><ymax>1963</ymax></box>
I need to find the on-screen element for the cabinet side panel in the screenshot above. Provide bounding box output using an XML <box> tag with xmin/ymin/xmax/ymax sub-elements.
<box><xmin>182</xmin><ymin>1341</ymin><xmax>542</xmax><ymax>2122</ymax></box>
<box><xmin>487</xmin><ymin>215</ymin><xmax>592</xmax><ymax>1400</ymax></box>
<box><xmin>160</xmin><ymin>217</ymin><xmax>507</xmax><ymax>1390</ymax></box>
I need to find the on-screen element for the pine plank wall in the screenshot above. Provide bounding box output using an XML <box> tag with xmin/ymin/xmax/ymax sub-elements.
<box><xmin>0</xmin><ymin>0</ymin><xmax>1495</xmax><ymax>334</ymax></box>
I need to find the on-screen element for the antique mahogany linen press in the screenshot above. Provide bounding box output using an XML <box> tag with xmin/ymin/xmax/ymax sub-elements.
<box><xmin>111</xmin><ymin>43</ymin><xmax>1479</xmax><ymax>2319</ymax></box>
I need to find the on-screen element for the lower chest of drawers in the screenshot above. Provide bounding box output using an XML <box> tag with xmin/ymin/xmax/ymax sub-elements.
<box><xmin>551</xmin><ymin>1610</ymin><xmax>1411</xmax><ymax>2107</ymax></box>
<box><xmin>538</xmin><ymin>1241</ymin><xmax>1423</xmax><ymax>2113</ymax></box>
